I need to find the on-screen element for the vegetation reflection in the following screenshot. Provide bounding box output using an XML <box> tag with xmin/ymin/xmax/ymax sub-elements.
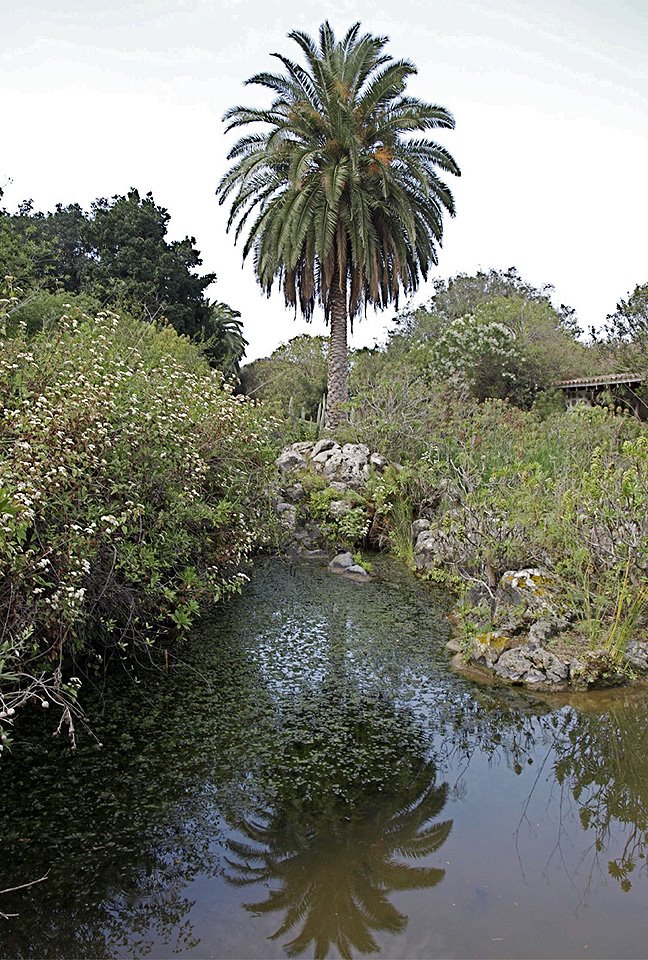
<box><xmin>224</xmin><ymin>677</ymin><xmax>452</xmax><ymax>960</ymax></box>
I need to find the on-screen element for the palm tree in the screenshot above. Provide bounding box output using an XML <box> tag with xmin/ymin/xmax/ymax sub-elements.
<box><xmin>225</xmin><ymin>761</ymin><xmax>452</xmax><ymax>958</ymax></box>
<box><xmin>217</xmin><ymin>22</ymin><xmax>460</xmax><ymax>429</ymax></box>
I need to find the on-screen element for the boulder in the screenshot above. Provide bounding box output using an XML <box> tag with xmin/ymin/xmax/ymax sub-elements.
<box><xmin>276</xmin><ymin>502</ymin><xmax>297</xmax><ymax>530</ymax></box>
<box><xmin>411</xmin><ymin>519</ymin><xmax>431</xmax><ymax>539</ymax></box>
<box><xmin>328</xmin><ymin>552</ymin><xmax>355</xmax><ymax>572</ymax></box>
<box><xmin>493</xmin><ymin>647</ymin><xmax>536</xmax><ymax>682</ymax></box>
<box><xmin>467</xmin><ymin>631</ymin><xmax>517</xmax><ymax>669</ymax></box>
<box><xmin>493</xmin><ymin>569</ymin><xmax>560</xmax><ymax>627</ymax></box>
<box><xmin>346</xmin><ymin>564</ymin><xmax>371</xmax><ymax>579</ymax></box>
<box><xmin>276</xmin><ymin>449</ymin><xmax>307</xmax><ymax>474</ymax></box>
<box><xmin>312</xmin><ymin>438</ymin><xmax>338</xmax><ymax>458</ymax></box>
<box><xmin>292</xmin><ymin>441</ymin><xmax>316</xmax><ymax>455</ymax></box>
<box><xmin>569</xmin><ymin>650</ymin><xmax>626</xmax><ymax>688</ymax></box>
<box><xmin>623</xmin><ymin>640</ymin><xmax>648</xmax><ymax>673</ymax></box>
<box><xmin>527</xmin><ymin>618</ymin><xmax>560</xmax><ymax>648</ymax></box>
<box><xmin>312</xmin><ymin>449</ymin><xmax>336</xmax><ymax>467</ymax></box>
<box><xmin>533</xmin><ymin>647</ymin><xmax>569</xmax><ymax>683</ymax></box>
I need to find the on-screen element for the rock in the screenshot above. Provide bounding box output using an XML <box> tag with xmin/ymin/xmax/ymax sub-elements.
<box><xmin>292</xmin><ymin>441</ymin><xmax>316</xmax><ymax>455</ymax></box>
<box><xmin>446</xmin><ymin>637</ymin><xmax>462</xmax><ymax>654</ymax></box>
<box><xmin>312</xmin><ymin>449</ymin><xmax>336</xmax><ymax>466</ymax></box>
<box><xmin>328</xmin><ymin>481</ymin><xmax>349</xmax><ymax>493</ymax></box>
<box><xmin>523</xmin><ymin>669</ymin><xmax>546</xmax><ymax>686</ymax></box>
<box><xmin>623</xmin><ymin>640</ymin><xmax>648</xmax><ymax>673</ymax></box>
<box><xmin>322</xmin><ymin>451</ymin><xmax>345</xmax><ymax>477</ymax></box>
<box><xmin>312</xmin><ymin>438</ymin><xmax>338</xmax><ymax>458</ymax></box>
<box><xmin>295</xmin><ymin>523</ymin><xmax>327</xmax><ymax>550</ymax></box>
<box><xmin>527</xmin><ymin>618</ymin><xmax>560</xmax><ymax>648</ymax></box>
<box><xmin>569</xmin><ymin>649</ymin><xmax>626</xmax><ymax>688</ymax></box>
<box><xmin>369</xmin><ymin>452</ymin><xmax>389</xmax><ymax>472</ymax></box>
<box><xmin>282</xmin><ymin>482</ymin><xmax>305</xmax><ymax>503</ymax></box>
<box><xmin>328</xmin><ymin>499</ymin><xmax>353</xmax><ymax>518</ymax></box>
<box><xmin>533</xmin><ymin>647</ymin><xmax>569</xmax><ymax>683</ymax></box>
<box><xmin>411</xmin><ymin>519</ymin><xmax>431</xmax><ymax>539</ymax></box>
<box><xmin>322</xmin><ymin>444</ymin><xmax>371</xmax><ymax>487</ymax></box>
<box><xmin>346</xmin><ymin>564</ymin><xmax>370</xmax><ymax>578</ymax></box>
<box><xmin>328</xmin><ymin>551</ymin><xmax>355</xmax><ymax>571</ymax></box>
<box><xmin>468</xmin><ymin>631</ymin><xmax>517</xmax><ymax>669</ymax></box>
<box><xmin>276</xmin><ymin>503</ymin><xmax>297</xmax><ymax>529</ymax></box>
<box><xmin>276</xmin><ymin>449</ymin><xmax>307</xmax><ymax>474</ymax></box>
<box><xmin>493</xmin><ymin>568</ymin><xmax>560</xmax><ymax>627</ymax></box>
<box><xmin>493</xmin><ymin>647</ymin><xmax>536</xmax><ymax>682</ymax></box>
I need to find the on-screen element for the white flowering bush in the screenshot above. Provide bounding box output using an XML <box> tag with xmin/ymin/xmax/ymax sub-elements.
<box><xmin>0</xmin><ymin>294</ymin><xmax>277</xmax><ymax>746</ymax></box>
<box><xmin>426</xmin><ymin>312</ymin><xmax>531</xmax><ymax>403</ymax></box>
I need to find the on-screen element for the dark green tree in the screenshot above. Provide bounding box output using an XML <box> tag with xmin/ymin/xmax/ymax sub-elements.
<box><xmin>217</xmin><ymin>21</ymin><xmax>460</xmax><ymax>429</ymax></box>
<box><xmin>604</xmin><ymin>282</ymin><xmax>648</xmax><ymax>375</ymax></box>
<box><xmin>84</xmin><ymin>189</ymin><xmax>215</xmax><ymax>337</ymax></box>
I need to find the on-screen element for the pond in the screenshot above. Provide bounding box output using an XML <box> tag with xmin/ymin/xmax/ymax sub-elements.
<box><xmin>1</xmin><ymin>557</ymin><xmax>648</xmax><ymax>959</ymax></box>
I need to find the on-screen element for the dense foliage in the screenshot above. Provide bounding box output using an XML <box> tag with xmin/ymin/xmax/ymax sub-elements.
<box><xmin>348</xmin><ymin>384</ymin><xmax>647</xmax><ymax>659</ymax></box>
<box><xmin>0</xmin><ymin>188</ymin><xmax>247</xmax><ymax>373</ymax></box>
<box><xmin>603</xmin><ymin>281</ymin><xmax>648</xmax><ymax>379</ymax></box>
<box><xmin>0</xmin><ymin>291</ymin><xmax>277</xmax><ymax>749</ymax></box>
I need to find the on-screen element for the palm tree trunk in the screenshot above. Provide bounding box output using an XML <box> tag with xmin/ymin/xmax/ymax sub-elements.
<box><xmin>326</xmin><ymin>269</ymin><xmax>349</xmax><ymax>432</ymax></box>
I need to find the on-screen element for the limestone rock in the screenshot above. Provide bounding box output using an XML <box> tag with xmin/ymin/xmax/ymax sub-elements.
<box><xmin>468</xmin><ymin>631</ymin><xmax>517</xmax><ymax>669</ymax></box>
<box><xmin>312</xmin><ymin>449</ymin><xmax>337</xmax><ymax>466</ymax></box>
<box><xmin>282</xmin><ymin>482</ymin><xmax>305</xmax><ymax>503</ymax></box>
<box><xmin>276</xmin><ymin>502</ymin><xmax>297</xmax><ymax>529</ymax></box>
<box><xmin>494</xmin><ymin>568</ymin><xmax>560</xmax><ymax>627</ymax></box>
<box><xmin>369</xmin><ymin>452</ymin><xmax>389</xmax><ymax>472</ymax></box>
<box><xmin>346</xmin><ymin>564</ymin><xmax>370</xmax><ymax>579</ymax></box>
<box><xmin>623</xmin><ymin>640</ymin><xmax>648</xmax><ymax>673</ymax></box>
<box><xmin>492</xmin><ymin>647</ymin><xmax>536</xmax><ymax>682</ymax></box>
<box><xmin>411</xmin><ymin>519</ymin><xmax>431</xmax><ymax>539</ymax></box>
<box><xmin>276</xmin><ymin>449</ymin><xmax>307</xmax><ymax>474</ymax></box>
<box><xmin>569</xmin><ymin>649</ymin><xmax>625</xmax><ymax>688</ymax></box>
<box><xmin>311</xmin><ymin>438</ymin><xmax>338</xmax><ymax>458</ymax></box>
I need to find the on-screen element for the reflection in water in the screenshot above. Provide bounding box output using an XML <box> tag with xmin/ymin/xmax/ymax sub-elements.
<box><xmin>2</xmin><ymin>559</ymin><xmax>648</xmax><ymax>958</ymax></box>
<box><xmin>547</xmin><ymin>700</ymin><xmax>648</xmax><ymax>892</ymax></box>
<box><xmin>226</xmin><ymin>762</ymin><xmax>451</xmax><ymax>959</ymax></box>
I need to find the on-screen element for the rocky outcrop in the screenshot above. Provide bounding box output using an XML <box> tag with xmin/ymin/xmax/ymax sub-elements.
<box><xmin>276</xmin><ymin>440</ymin><xmax>388</xmax><ymax>489</ymax></box>
<box><xmin>453</xmin><ymin>565</ymin><xmax>646</xmax><ymax>690</ymax></box>
<box><xmin>274</xmin><ymin>441</ymin><xmax>385</xmax><ymax>578</ymax></box>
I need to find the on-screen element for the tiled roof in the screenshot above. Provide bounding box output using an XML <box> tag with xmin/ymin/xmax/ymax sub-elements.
<box><xmin>558</xmin><ymin>372</ymin><xmax>644</xmax><ymax>389</ymax></box>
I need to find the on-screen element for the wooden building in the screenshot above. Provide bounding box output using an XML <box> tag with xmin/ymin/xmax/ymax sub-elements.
<box><xmin>558</xmin><ymin>372</ymin><xmax>647</xmax><ymax>421</ymax></box>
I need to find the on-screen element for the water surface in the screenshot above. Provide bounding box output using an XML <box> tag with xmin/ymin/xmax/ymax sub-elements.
<box><xmin>1</xmin><ymin>558</ymin><xmax>647</xmax><ymax>958</ymax></box>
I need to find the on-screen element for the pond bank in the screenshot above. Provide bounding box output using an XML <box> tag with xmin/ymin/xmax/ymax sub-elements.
<box><xmin>276</xmin><ymin>440</ymin><xmax>648</xmax><ymax>693</ymax></box>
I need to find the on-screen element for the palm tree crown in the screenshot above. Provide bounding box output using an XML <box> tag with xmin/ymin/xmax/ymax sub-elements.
<box><xmin>217</xmin><ymin>21</ymin><xmax>460</xmax><ymax>428</ymax></box>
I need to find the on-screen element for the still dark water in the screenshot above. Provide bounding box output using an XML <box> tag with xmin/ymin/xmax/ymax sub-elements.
<box><xmin>1</xmin><ymin>558</ymin><xmax>648</xmax><ymax>959</ymax></box>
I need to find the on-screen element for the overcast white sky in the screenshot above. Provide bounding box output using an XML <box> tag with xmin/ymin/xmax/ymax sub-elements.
<box><xmin>3</xmin><ymin>0</ymin><xmax>647</xmax><ymax>359</ymax></box>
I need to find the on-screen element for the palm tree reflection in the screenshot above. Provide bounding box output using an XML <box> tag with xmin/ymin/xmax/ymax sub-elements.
<box><xmin>225</xmin><ymin>761</ymin><xmax>451</xmax><ymax>959</ymax></box>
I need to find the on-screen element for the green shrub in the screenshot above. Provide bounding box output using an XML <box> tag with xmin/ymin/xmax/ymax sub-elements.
<box><xmin>0</xmin><ymin>304</ymin><xmax>277</xmax><ymax>746</ymax></box>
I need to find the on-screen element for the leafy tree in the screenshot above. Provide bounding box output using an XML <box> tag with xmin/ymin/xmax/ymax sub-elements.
<box><xmin>240</xmin><ymin>334</ymin><xmax>328</xmax><ymax>418</ymax></box>
<box><xmin>388</xmin><ymin>271</ymin><xmax>599</xmax><ymax>403</ymax></box>
<box><xmin>604</xmin><ymin>282</ymin><xmax>648</xmax><ymax>375</ymax></box>
<box><xmin>395</xmin><ymin>267</ymin><xmax>580</xmax><ymax>336</ymax></box>
<box><xmin>0</xmin><ymin>189</ymin><xmax>248</xmax><ymax>366</ymax></box>
<box><xmin>217</xmin><ymin>21</ymin><xmax>460</xmax><ymax>429</ymax></box>
<box><xmin>84</xmin><ymin>189</ymin><xmax>215</xmax><ymax>337</ymax></box>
